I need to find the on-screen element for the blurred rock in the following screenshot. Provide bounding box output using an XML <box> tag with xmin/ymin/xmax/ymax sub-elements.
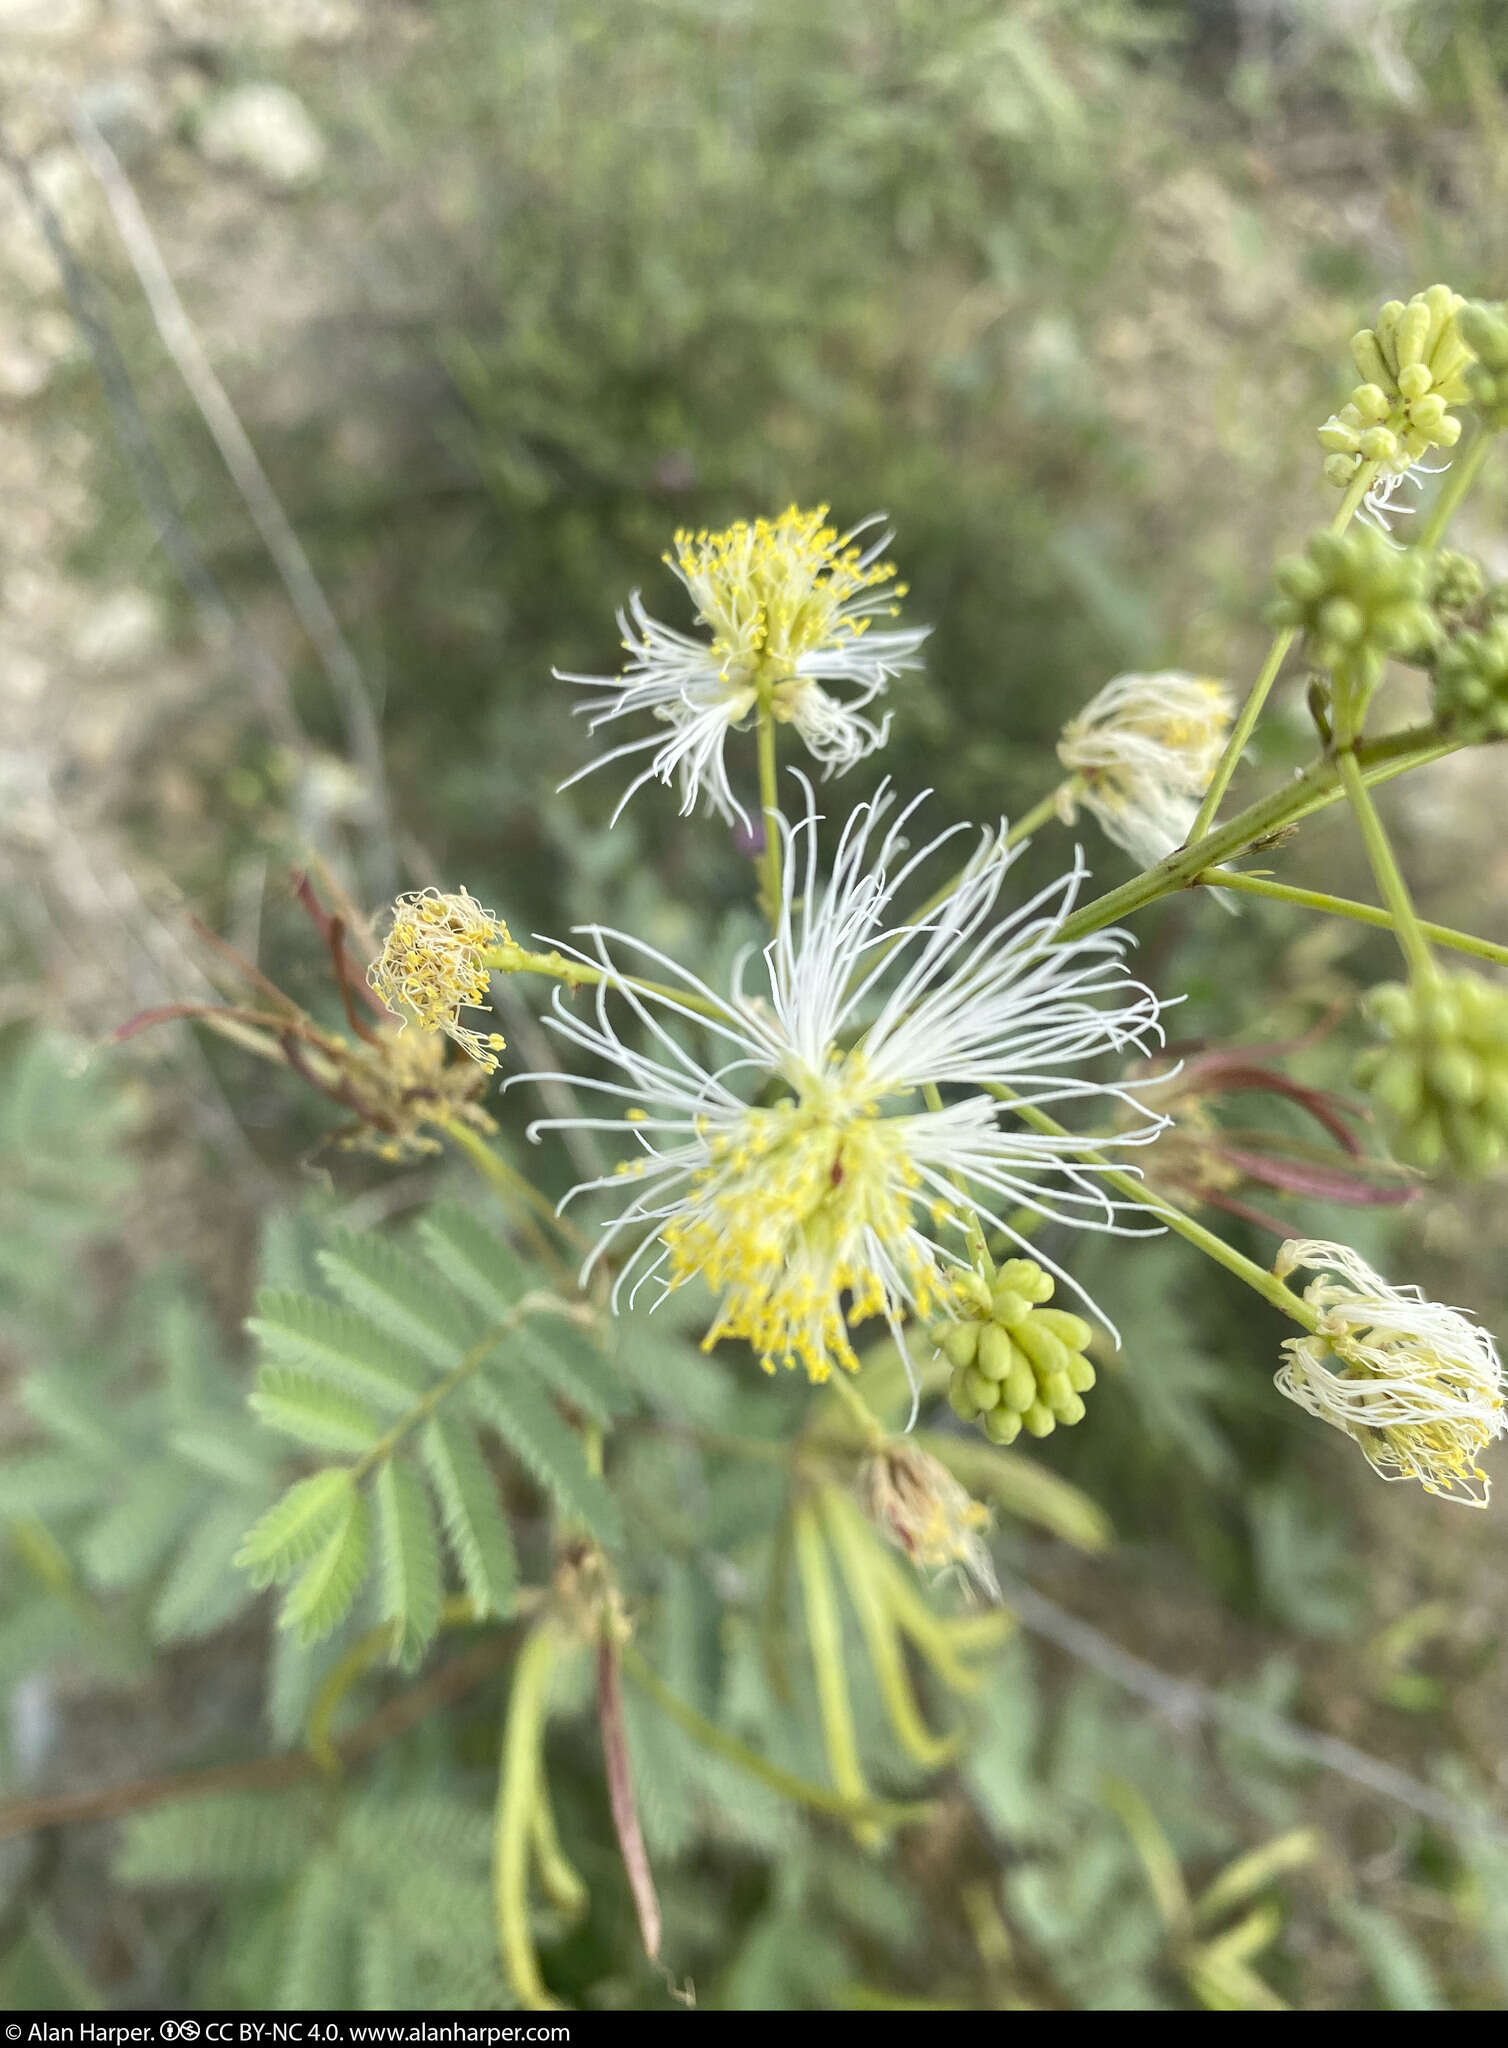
<box><xmin>0</xmin><ymin>0</ymin><xmax>97</xmax><ymax>40</ymax></box>
<box><xmin>197</xmin><ymin>83</ymin><xmax>327</xmax><ymax>192</ymax></box>
<box><xmin>73</xmin><ymin>589</ymin><xmax>164</xmax><ymax>671</ymax></box>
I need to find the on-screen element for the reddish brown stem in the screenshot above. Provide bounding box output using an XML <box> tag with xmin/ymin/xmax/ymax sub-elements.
<box><xmin>597</xmin><ymin>1634</ymin><xmax>661</xmax><ymax>1963</ymax></box>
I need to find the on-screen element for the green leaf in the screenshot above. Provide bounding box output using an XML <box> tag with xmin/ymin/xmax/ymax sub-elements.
<box><xmin>249</xmin><ymin>1291</ymin><xmax>432</xmax><ymax>1412</ymax></box>
<box><xmin>152</xmin><ymin>1494</ymin><xmax>264</xmax><ymax>1643</ymax></box>
<box><xmin>281</xmin><ymin>1488</ymin><xmax>371</xmax><ymax>1645</ymax></box>
<box><xmin>252</xmin><ymin>1369</ymin><xmax>384</xmax><ymax>1456</ymax></box>
<box><xmin>318</xmin><ymin>1229</ymin><xmax>479</xmax><ymax>1369</ymax></box>
<box><xmin>523</xmin><ymin>1306</ymin><xmax>631</xmax><ymax>1423</ymax></box>
<box><xmin>415</xmin><ymin>1202</ymin><xmax>527</xmax><ymax>1319</ymax></box>
<box><xmin>469</xmin><ymin>1362</ymin><xmax>621</xmax><ymax>1547</ymax></box>
<box><xmin>374</xmin><ymin>1459</ymin><xmax>443</xmax><ymax>1667</ymax></box>
<box><xmin>277</xmin><ymin>1851</ymin><xmax>352</xmax><ymax>2009</ymax></box>
<box><xmin>0</xmin><ymin>1449</ymin><xmax>104</xmax><ymax>1519</ymax></box>
<box><xmin>236</xmin><ymin>1469</ymin><xmax>355</xmax><ymax>1589</ymax></box>
<box><xmin>116</xmin><ymin>1790</ymin><xmax>314</xmax><ymax>1886</ymax></box>
<box><xmin>420</xmin><ymin>1414</ymin><xmax>516</xmax><ymax>1619</ymax></box>
<box><xmin>79</xmin><ymin>1467</ymin><xmax>199</xmax><ymax>1590</ymax></box>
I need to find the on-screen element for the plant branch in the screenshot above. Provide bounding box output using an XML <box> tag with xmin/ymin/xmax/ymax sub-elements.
<box><xmin>1201</xmin><ymin>868</ymin><xmax>1508</xmax><ymax>969</ymax></box>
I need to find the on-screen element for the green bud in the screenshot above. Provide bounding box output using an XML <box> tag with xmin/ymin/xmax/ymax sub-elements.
<box><xmin>1022</xmin><ymin>1402</ymin><xmax>1056</xmax><ymax>1439</ymax></box>
<box><xmin>948</xmin><ymin>1373</ymin><xmax>984</xmax><ymax>1422</ymax></box>
<box><xmin>1002</xmin><ymin>1355</ymin><xmax>1038</xmax><ymax>1414</ymax></box>
<box><xmin>1358</xmin><ymin>969</ymin><xmax>1508</xmax><ymax>1178</ymax></box>
<box><xmin>962</xmin><ymin>1367</ymin><xmax>1000</xmax><ymax>1413</ymax></box>
<box><xmin>988</xmin><ymin>1286</ymin><xmax>1034</xmax><ymax>1328</ymax></box>
<box><xmin>1033</xmin><ymin>1308</ymin><xmax>1093</xmax><ymax>1351</ymax></box>
<box><xmin>941</xmin><ymin>1322</ymin><xmax>979</xmax><ymax>1371</ymax></box>
<box><xmin>982</xmin><ymin>1405</ymin><xmax>1022</xmax><ymax>1446</ymax></box>
<box><xmin>976</xmin><ymin>1321</ymin><xmax>1014</xmax><ymax>1381</ymax></box>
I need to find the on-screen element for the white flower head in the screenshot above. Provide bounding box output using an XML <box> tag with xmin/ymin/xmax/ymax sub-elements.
<box><xmin>556</xmin><ymin>505</ymin><xmax>929</xmax><ymax>825</ymax></box>
<box><xmin>1057</xmin><ymin>672</ymin><xmax>1233</xmax><ymax>869</ymax></box>
<box><xmin>1274</xmin><ymin>1238</ymin><xmax>1505</xmax><ymax>1506</ymax></box>
<box><xmin>513</xmin><ymin>778</ymin><xmax>1170</xmax><ymax>1398</ymax></box>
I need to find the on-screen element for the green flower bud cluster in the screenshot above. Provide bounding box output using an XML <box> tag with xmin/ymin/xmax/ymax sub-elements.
<box><xmin>936</xmin><ymin>1259</ymin><xmax>1095</xmax><ymax>1445</ymax></box>
<box><xmin>1457</xmin><ymin>301</ymin><xmax>1508</xmax><ymax>432</ymax></box>
<box><xmin>1429</xmin><ymin>549</ymin><xmax>1487</xmax><ymax>618</ymax></box>
<box><xmin>1355</xmin><ymin>972</ymin><xmax>1508</xmax><ymax>1177</ymax></box>
<box><xmin>1431</xmin><ymin>619</ymin><xmax>1508</xmax><ymax>739</ymax></box>
<box><xmin>1268</xmin><ymin>527</ymin><xmax>1436</xmax><ymax>701</ymax></box>
<box><xmin>1318</xmin><ymin>285</ymin><xmax>1472</xmax><ymax>488</ymax></box>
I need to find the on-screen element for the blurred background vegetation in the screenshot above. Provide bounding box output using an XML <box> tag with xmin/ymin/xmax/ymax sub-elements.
<box><xmin>6</xmin><ymin>0</ymin><xmax>1508</xmax><ymax>2011</ymax></box>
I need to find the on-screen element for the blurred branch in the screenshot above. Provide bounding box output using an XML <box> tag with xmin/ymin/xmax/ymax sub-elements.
<box><xmin>0</xmin><ymin>128</ymin><xmax>306</xmax><ymax>759</ymax></box>
<box><xmin>68</xmin><ymin>97</ymin><xmax>395</xmax><ymax>900</ymax></box>
<box><xmin>0</xmin><ymin>1633</ymin><xmax>513</xmax><ymax>1842</ymax></box>
<box><xmin>1000</xmin><ymin>1571</ymin><xmax>1508</xmax><ymax>1851</ymax></box>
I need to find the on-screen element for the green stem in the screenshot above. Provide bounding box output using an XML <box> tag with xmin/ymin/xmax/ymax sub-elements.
<box><xmin>1006</xmin><ymin>781</ymin><xmax>1075</xmax><ymax>849</ymax></box>
<box><xmin>1188</xmin><ymin>461</ymin><xmax>1377</xmax><ymax>841</ymax></box>
<box><xmin>1415</xmin><ymin>428</ymin><xmax>1494</xmax><ymax>551</ymax></box>
<box><xmin>437</xmin><ymin>1114</ymin><xmax>579</xmax><ymax>1261</ymax></box>
<box><xmin>620</xmin><ymin>1643</ymin><xmax>930</xmax><ymax>1827</ymax></box>
<box><xmin>494</xmin><ymin>1621</ymin><xmax>562</xmax><ymax>2012</ymax></box>
<box><xmin>1200</xmin><ymin>867</ymin><xmax>1508</xmax><ymax>969</ymax></box>
<box><xmin>756</xmin><ymin>707</ymin><xmax>783</xmax><ymax>928</ymax></box>
<box><xmin>1335</xmin><ymin>748</ymin><xmax>1436</xmax><ymax>983</ymax></box>
<box><xmin>1057</xmin><ymin>724</ymin><xmax>1458</xmax><ymax>945</ymax></box>
<box><xmin>826</xmin><ymin>1368</ymin><xmax>887</xmax><ymax>1451</ymax></box>
<box><xmin>484</xmin><ymin>941</ymin><xmax>726</xmax><ymax>1023</ymax></box>
<box><xmin>793</xmin><ymin>1498</ymin><xmax>879</xmax><ymax>1845</ymax></box>
<box><xmin>349</xmin><ymin>1298</ymin><xmax>556</xmax><ymax>1486</ymax></box>
<box><xmin>985</xmin><ymin>1088</ymin><xmax>1320</xmax><ymax>1331</ymax></box>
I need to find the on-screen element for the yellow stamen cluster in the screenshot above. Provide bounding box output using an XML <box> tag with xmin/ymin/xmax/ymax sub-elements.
<box><xmin>657</xmin><ymin>1064</ymin><xmax>933</xmax><ymax>1381</ymax></box>
<box><xmin>368</xmin><ymin>888</ymin><xmax>510</xmax><ymax>1072</ymax></box>
<box><xmin>670</xmin><ymin>504</ymin><xmax>905</xmax><ymax>703</ymax></box>
<box><xmin>859</xmin><ymin>1443</ymin><xmax>996</xmax><ymax>1595</ymax></box>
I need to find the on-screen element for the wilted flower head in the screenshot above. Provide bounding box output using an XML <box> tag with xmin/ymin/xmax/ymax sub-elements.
<box><xmin>556</xmin><ymin>505</ymin><xmax>929</xmax><ymax>824</ymax></box>
<box><xmin>516</xmin><ymin>777</ymin><xmax>1168</xmax><ymax>1391</ymax></box>
<box><xmin>860</xmin><ymin>1442</ymin><xmax>998</xmax><ymax>1598</ymax></box>
<box><xmin>1056</xmin><ymin>672</ymin><xmax>1233</xmax><ymax>868</ymax></box>
<box><xmin>369</xmin><ymin>888</ymin><xmax>510</xmax><ymax>1072</ymax></box>
<box><xmin>1274</xmin><ymin>1238</ymin><xmax>1504</xmax><ymax>1506</ymax></box>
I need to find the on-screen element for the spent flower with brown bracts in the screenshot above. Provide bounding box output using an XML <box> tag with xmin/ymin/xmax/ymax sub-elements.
<box><xmin>858</xmin><ymin>1442</ymin><xmax>997</xmax><ymax>1600</ymax></box>
<box><xmin>113</xmin><ymin>870</ymin><xmax>497</xmax><ymax>1162</ymax></box>
<box><xmin>1125</xmin><ymin>1027</ymin><xmax>1417</xmax><ymax>1238</ymax></box>
<box><xmin>1274</xmin><ymin>1240</ymin><xmax>1505</xmax><ymax>1505</ymax></box>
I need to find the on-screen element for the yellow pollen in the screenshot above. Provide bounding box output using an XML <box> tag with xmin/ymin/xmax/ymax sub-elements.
<box><xmin>665</xmin><ymin>504</ymin><xmax>902</xmax><ymax>698</ymax></box>
<box><xmin>660</xmin><ymin>1061</ymin><xmax>933</xmax><ymax>1382</ymax></box>
<box><xmin>368</xmin><ymin>888</ymin><xmax>510</xmax><ymax>1072</ymax></box>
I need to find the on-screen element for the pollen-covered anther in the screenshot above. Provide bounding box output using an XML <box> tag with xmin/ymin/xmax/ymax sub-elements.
<box><xmin>663</xmin><ymin>1068</ymin><xmax>931</xmax><ymax>1382</ymax></box>
<box><xmin>368</xmin><ymin>888</ymin><xmax>511</xmax><ymax>1072</ymax></box>
<box><xmin>1274</xmin><ymin>1238</ymin><xmax>1505</xmax><ymax>1506</ymax></box>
